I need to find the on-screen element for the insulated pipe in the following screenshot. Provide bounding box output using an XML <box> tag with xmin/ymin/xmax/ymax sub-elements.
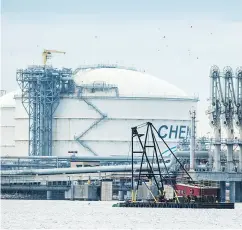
<box><xmin>1</xmin><ymin>151</ymin><xmax>209</xmax><ymax>160</ymax></box>
<box><xmin>1</xmin><ymin>155</ymin><xmax>177</xmax><ymax>176</ymax></box>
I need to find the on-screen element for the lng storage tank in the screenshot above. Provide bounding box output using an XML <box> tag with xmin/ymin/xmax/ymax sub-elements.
<box><xmin>0</xmin><ymin>65</ymin><xmax>198</xmax><ymax>158</ymax></box>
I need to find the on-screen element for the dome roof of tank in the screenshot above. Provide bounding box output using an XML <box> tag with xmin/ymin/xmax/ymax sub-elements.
<box><xmin>73</xmin><ymin>67</ymin><xmax>187</xmax><ymax>97</ymax></box>
<box><xmin>0</xmin><ymin>90</ymin><xmax>19</xmax><ymax>108</ymax></box>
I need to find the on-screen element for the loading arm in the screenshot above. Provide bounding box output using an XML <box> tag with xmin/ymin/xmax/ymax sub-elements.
<box><xmin>235</xmin><ymin>67</ymin><xmax>242</xmax><ymax>171</ymax></box>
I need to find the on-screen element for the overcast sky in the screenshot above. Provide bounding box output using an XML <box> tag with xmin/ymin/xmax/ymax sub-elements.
<box><xmin>1</xmin><ymin>0</ymin><xmax>242</xmax><ymax>136</ymax></box>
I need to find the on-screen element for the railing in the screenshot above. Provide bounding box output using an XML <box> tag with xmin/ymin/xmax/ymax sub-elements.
<box><xmin>73</xmin><ymin>64</ymin><xmax>137</xmax><ymax>75</ymax></box>
<box><xmin>210</xmin><ymin>138</ymin><xmax>242</xmax><ymax>144</ymax></box>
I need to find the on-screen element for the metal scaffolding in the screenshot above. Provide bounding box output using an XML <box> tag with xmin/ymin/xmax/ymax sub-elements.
<box><xmin>16</xmin><ymin>66</ymin><xmax>73</xmax><ymax>156</ymax></box>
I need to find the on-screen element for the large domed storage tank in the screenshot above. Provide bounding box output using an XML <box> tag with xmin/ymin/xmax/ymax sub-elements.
<box><xmin>0</xmin><ymin>91</ymin><xmax>18</xmax><ymax>156</ymax></box>
<box><xmin>11</xmin><ymin>66</ymin><xmax>198</xmax><ymax>157</ymax></box>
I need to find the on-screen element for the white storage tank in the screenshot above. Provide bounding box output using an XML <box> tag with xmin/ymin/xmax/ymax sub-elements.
<box><xmin>0</xmin><ymin>91</ymin><xmax>18</xmax><ymax>156</ymax></box>
<box><xmin>2</xmin><ymin>66</ymin><xmax>198</xmax><ymax>157</ymax></box>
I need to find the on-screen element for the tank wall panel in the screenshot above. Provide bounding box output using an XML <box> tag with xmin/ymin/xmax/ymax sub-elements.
<box><xmin>0</xmin><ymin>108</ymin><xmax>15</xmax><ymax>126</ymax></box>
<box><xmin>81</xmin><ymin>119</ymin><xmax>190</xmax><ymax>141</ymax></box>
<box><xmin>14</xmin><ymin>141</ymin><xmax>28</xmax><ymax>156</ymax></box>
<box><xmin>53</xmin><ymin>119</ymin><xmax>94</xmax><ymax>140</ymax></box>
<box><xmin>11</xmin><ymin>96</ymin><xmax>197</xmax><ymax>157</ymax></box>
<box><xmin>52</xmin><ymin>140</ymin><xmax>178</xmax><ymax>157</ymax></box>
<box><xmin>0</xmin><ymin>146</ymin><xmax>16</xmax><ymax>157</ymax></box>
<box><xmin>15</xmin><ymin>119</ymin><xmax>29</xmax><ymax>140</ymax></box>
<box><xmin>51</xmin><ymin>118</ymin><xmax>190</xmax><ymax>142</ymax></box>
<box><xmin>52</xmin><ymin>140</ymin><xmax>91</xmax><ymax>156</ymax></box>
<box><xmin>15</xmin><ymin>97</ymin><xmax>28</xmax><ymax>118</ymax></box>
<box><xmin>0</xmin><ymin>126</ymin><xmax>15</xmax><ymax>145</ymax></box>
<box><xmin>54</xmin><ymin>98</ymin><xmax>100</xmax><ymax>118</ymax></box>
<box><xmin>93</xmin><ymin>98</ymin><xmax>196</xmax><ymax>120</ymax></box>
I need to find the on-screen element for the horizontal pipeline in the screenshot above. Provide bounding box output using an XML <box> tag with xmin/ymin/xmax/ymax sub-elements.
<box><xmin>1</xmin><ymin>151</ymin><xmax>209</xmax><ymax>161</ymax></box>
<box><xmin>1</xmin><ymin>157</ymin><xmax>177</xmax><ymax>176</ymax></box>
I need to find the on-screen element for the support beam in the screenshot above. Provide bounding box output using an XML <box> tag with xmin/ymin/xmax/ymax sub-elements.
<box><xmin>70</xmin><ymin>183</ymin><xmax>74</xmax><ymax>201</ymax></box>
<box><xmin>118</xmin><ymin>180</ymin><xmax>125</xmax><ymax>201</ymax></box>
<box><xmin>220</xmin><ymin>181</ymin><xmax>226</xmax><ymax>202</ymax></box>
<box><xmin>239</xmin><ymin>142</ymin><xmax>242</xmax><ymax>172</ymax></box>
<box><xmin>229</xmin><ymin>181</ymin><xmax>235</xmax><ymax>203</ymax></box>
<box><xmin>118</xmin><ymin>191</ymin><xmax>124</xmax><ymax>201</ymax></box>
<box><xmin>46</xmin><ymin>191</ymin><xmax>52</xmax><ymax>200</ymax></box>
<box><xmin>235</xmin><ymin>181</ymin><xmax>241</xmax><ymax>202</ymax></box>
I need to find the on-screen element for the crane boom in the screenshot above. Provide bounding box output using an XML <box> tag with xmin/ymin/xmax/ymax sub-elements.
<box><xmin>42</xmin><ymin>49</ymin><xmax>66</xmax><ymax>65</ymax></box>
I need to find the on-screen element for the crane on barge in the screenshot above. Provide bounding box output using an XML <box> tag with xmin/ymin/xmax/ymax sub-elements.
<box><xmin>130</xmin><ymin>122</ymin><xmax>193</xmax><ymax>204</ymax></box>
<box><xmin>113</xmin><ymin>122</ymin><xmax>234</xmax><ymax>209</ymax></box>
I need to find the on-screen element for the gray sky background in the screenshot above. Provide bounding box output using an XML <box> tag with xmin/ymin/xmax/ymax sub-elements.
<box><xmin>1</xmin><ymin>0</ymin><xmax>242</xmax><ymax>136</ymax></box>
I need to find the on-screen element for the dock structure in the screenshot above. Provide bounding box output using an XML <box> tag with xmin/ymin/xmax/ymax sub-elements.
<box><xmin>113</xmin><ymin>201</ymin><xmax>235</xmax><ymax>209</ymax></box>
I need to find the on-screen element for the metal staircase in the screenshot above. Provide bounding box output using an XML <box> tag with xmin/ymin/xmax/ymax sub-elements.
<box><xmin>75</xmin><ymin>97</ymin><xmax>107</xmax><ymax>156</ymax></box>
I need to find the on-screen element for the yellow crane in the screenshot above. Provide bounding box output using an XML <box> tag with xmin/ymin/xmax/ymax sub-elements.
<box><xmin>42</xmin><ymin>49</ymin><xmax>66</xmax><ymax>65</ymax></box>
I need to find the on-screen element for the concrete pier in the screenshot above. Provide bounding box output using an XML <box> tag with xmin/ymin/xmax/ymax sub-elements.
<box><xmin>220</xmin><ymin>181</ymin><xmax>226</xmax><ymax>202</ymax></box>
<box><xmin>235</xmin><ymin>182</ymin><xmax>241</xmax><ymax>202</ymax></box>
<box><xmin>47</xmin><ymin>191</ymin><xmax>52</xmax><ymax>200</ymax></box>
<box><xmin>118</xmin><ymin>180</ymin><xmax>125</xmax><ymax>201</ymax></box>
<box><xmin>126</xmin><ymin>191</ymin><xmax>131</xmax><ymax>200</ymax></box>
<box><xmin>118</xmin><ymin>191</ymin><xmax>124</xmax><ymax>201</ymax></box>
<box><xmin>70</xmin><ymin>183</ymin><xmax>74</xmax><ymax>200</ymax></box>
<box><xmin>229</xmin><ymin>181</ymin><xmax>235</xmax><ymax>203</ymax></box>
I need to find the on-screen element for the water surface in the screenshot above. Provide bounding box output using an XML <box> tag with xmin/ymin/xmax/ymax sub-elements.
<box><xmin>1</xmin><ymin>200</ymin><xmax>242</xmax><ymax>229</ymax></box>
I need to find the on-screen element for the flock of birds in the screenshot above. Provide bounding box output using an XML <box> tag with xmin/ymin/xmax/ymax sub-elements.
<box><xmin>93</xmin><ymin>24</ymin><xmax>215</xmax><ymax>61</ymax></box>
<box><xmin>156</xmin><ymin>25</ymin><xmax>214</xmax><ymax>60</ymax></box>
<box><xmin>34</xmin><ymin>24</ymin><xmax>214</xmax><ymax>64</ymax></box>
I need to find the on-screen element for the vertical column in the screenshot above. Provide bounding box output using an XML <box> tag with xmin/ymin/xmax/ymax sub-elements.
<box><xmin>131</xmin><ymin>129</ymin><xmax>134</xmax><ymax>202</ymax></box>
<box><xmin>229</xmin><ymin>181</ymin><xmax>235</xmax><ymax>203</ymax></box>
<box><xmin>239</xmin><ymin>146</ymin><xmax>242</xmax><ymax>172</ymax></box>
<box><xmin>235</xmin><ymin>181</ymin><xmax>241</xmax><ymax>202</ymax></box>
<box><xmin>71</xmin><ymin>181</ymin><xmax>74</xmax><ymax>201</ymax></box>
<box><xmin>118</xmin><ymin>180</ymin><xmax>124</xmax><ymax>201</ymax></box>
<box><xmin>190</xmin><ymin>110</ymin><xmax>196</xmax><ymax>171</ymax></box>
<box><xmin>239</xmin><ymin>126</ymin><xmax>242</xmax><ymax>172</ymax></box>
<box><xmin>220</xmin><ymin>181</ymin><xmax>226</xmax><ymax>202</ymax></box>
<box><xmin>126</xmin><ymin>191</ymin><xmax>131</xmax><ymax>200</ymax></box>
<box><xmin>226</xmin><ymin>137</ymin><xmax>234</xmax><ymax>172</ymax></box>
<box><xmin>213</xmin><ymin>128</ymin><xmax>221</xmax><ymax>171</ymax></box>
<box><xmin>47</xmin><ymin>191</ymin><xmax>52</xmax><ymax>200</ymax></box>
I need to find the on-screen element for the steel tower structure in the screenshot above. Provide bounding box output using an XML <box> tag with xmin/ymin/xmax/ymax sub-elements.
<box><xmin>16</xmin><ymin>66</ymin><xmax>73</xmax><ymax>156</ymax></box>
<box><xmin>235</xmin><ymin>67</ymin><xmax>242</xmax><ymax>171</ymax></box>
<box><xmin>222</xmin><ymin>67</ymin><xmax>236</xmax><ymax>172</ymax></box>
<box><xmin>207</xmin><ymin>65</ymin><xmax>223</xmax><ymax>171</ymax></box>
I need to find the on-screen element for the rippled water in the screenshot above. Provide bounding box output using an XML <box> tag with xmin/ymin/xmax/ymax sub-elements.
<box><xmin>1</xmin><ymin>200</ymin><xmax>242</xmax><ymax>229</ymax></box>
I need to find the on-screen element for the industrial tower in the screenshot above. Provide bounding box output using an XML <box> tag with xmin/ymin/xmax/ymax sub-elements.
<box><xmin>16</xmin><ymin>50</ymin><xmax>74</xmax><ymax>156</ymax></box>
